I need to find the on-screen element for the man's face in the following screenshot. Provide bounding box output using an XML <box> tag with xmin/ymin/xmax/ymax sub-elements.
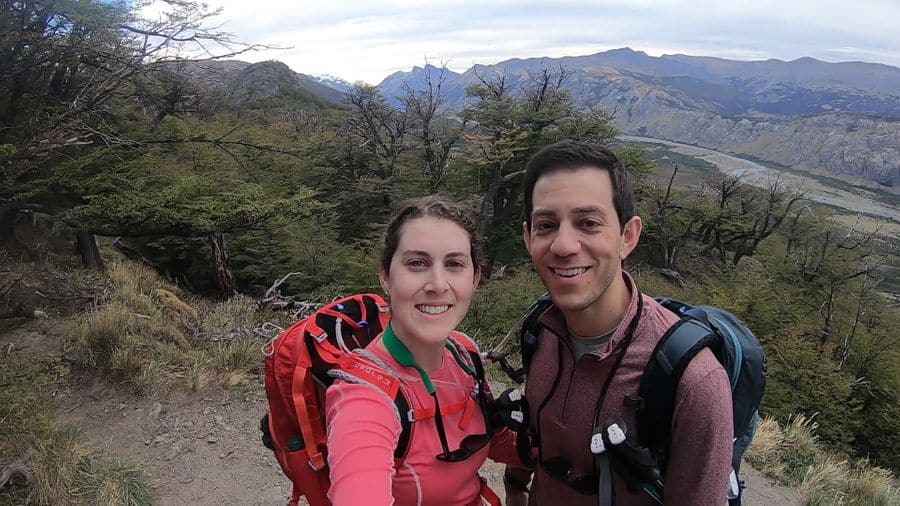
<box><xmin>523</xmin><ymin>166</ymin><xmax>641</xmax><ymax>317</ymax></box>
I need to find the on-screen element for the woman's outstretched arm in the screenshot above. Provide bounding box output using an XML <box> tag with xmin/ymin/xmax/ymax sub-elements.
<box><xmin>325</xmin><ymin>381</ymin><xmax>401</xmax><ymax>506</ymax></box>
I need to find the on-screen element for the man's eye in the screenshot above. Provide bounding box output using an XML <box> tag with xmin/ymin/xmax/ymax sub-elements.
<box><xmin>534</xmin><ymin>222</ymin><xmax>556</xmax><ymax>232</ymax></box>
<box><xmin>581</xmin><ymin>219</ymin><xmax>602</xmax><ymax>229</ymax></box>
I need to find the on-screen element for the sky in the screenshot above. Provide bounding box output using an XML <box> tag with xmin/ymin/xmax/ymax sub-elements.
<box><xmin>143</xmin><ymin>0</ymin><xmax>900</xmax><ymax>84</ymax></box>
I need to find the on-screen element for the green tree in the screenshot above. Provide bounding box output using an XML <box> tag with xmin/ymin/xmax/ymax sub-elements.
<box><xmin>1</xmin><ymin>0</ymin><xmax>267</xmax><ymax>268</ymax></box>
<box><xmin>461</xmin><ymin>66</ymin><xmax>620</xmax><ymax>273</ymax></box>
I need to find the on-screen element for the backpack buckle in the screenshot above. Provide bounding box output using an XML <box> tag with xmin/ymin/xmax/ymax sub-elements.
<box><xmin>307</xmin><ymin>452</ymin><xmax>326</xmax><ymax>471</ymax></box>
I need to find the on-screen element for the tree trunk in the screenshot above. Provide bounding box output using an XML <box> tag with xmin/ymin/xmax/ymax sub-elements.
<box><xmin>820</xmin><ymin>283</ymin><xmax>836</xmax><ymax>347</ymax></box>
<box><xmin>0</xmin><ymin>208</ymin><xmax>17</xmax><ymax>248</ymax></box>
<box><xmin>478</xmin><ymin>165</ymin><xmax>505</xmax><ymax>275</ymax></box>
<box><xmin>209</xmin><ymin>233</ymin><xmax>236</xmax><ymax>300</ymax></box>
<box><xmin>75</xmin><ymin>231</ymin><xmax>105</xmax><ymax>270</ymax></box>
<box><xmin>0</xmin><ymin>203</ymin><xmax>46</xmax><ymax>249</ymax></box>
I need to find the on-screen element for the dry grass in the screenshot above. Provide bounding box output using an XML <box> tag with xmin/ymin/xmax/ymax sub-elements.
<box><xmin>0</xmin><ymin>356</ymin><xmax>156</xmax><ymax>505</ymax></box>
<box><xmin>195</xmin><ymin>294</ymin><xmax>258</xmax><ymax>336</ymax></box>
<box><xmin>207</xmin><ymin>338</ymin><xmax>262</xmax><ymax>387</ymax></box>
<box><xmin>107</xmin><ymin>261</ymin><xmax>158</xmax><ymax>301</ymax></box>
<box><xmin>27</xmin><ymin>427</ymin><xmax>90</xmax><ymax>505</ymax></box>
<box><xmin>72</xmin><ymin>456</ymin><xmax>156</xmax><ymax>505</ymax></box>
<box><xmin>745</xmin><ymin>416</ymin><xmax>787</xmax><ymax>478</ymax></box>
<box><xmin>799</xmin><ymin>455</ymin><xmax>849</xmax><ymax>505</ymax></box>
<box><xmin>781</xmin><ymin>414</ymin><xmax>822</xmax><ymax>484</ymax></box>
<box><xmin>746</xmin><ymin>414</ymin><xmax>900</xmax><ymax>505</ymax></box>
<box><xmin>67</xmin><ymin>307</ymin><xmax>133</xmax><ymax>368</ymax></box>
<box><xmin>62</xmin><ymin>259</ymin><xmax>268</xmax><ymax>393</ymax></box>
<box><xmin>845</xmin><ymin>462</ymin><xmax>900</xmax><ymax>506</ymax></box>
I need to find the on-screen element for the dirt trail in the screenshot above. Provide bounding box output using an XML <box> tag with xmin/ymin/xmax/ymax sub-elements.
<box><xmin>55</xmin><ymin>379</ymin><xmax>292</xmax><ymax>505</ymax></box>
<box><xmin>1</xmin><ymin>326</ymin><xmax>798</xmax><ymax>505</ymax></box>
<box><xmin>55</xmin><ymin>379</ymin><xmax>799</xmax><ymax>506</ymax></box>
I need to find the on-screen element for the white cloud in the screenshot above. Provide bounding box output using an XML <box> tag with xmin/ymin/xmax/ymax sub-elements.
<box><xmin>142</xmin><ymin>0</ymin><xmax>900</xmax><ymax>83</ymax></box>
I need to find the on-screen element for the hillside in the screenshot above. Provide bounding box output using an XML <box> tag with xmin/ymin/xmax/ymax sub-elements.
<box><xmin>173</xmin><ymin>59</ymin><xmax>347</xmax><ymax>108</ymax></box>
<box><xmin>1</xmin><ymin>250</ymin><xmax>893</xmax><ymax>505</ymax></box>
<box><xmin>377</xmin><ymin>48</ymin><xmax>900</xmax><ymax>188</ymax></box>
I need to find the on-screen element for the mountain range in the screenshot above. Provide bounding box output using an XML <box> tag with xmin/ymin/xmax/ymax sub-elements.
<box><xmin>375</xmin><ymin>49</ymin><xmax>900</xmax><ymax>188</ymax></box>
<box><xmin>178</xmin><ymin>49</ymin><xmax>900</xmax><ymax>189</ymax></box>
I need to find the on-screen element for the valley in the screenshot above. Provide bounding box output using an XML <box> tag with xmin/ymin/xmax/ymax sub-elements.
<box><xmin>621</xmin><ymin>135</ymin><xmax>900</xmax><ymax>230</ymax></box>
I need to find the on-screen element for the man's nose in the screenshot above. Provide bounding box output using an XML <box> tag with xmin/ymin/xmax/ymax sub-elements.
<box><xmin>550</xmin><ymin>223</ymin><xmax>580</xmax><ymax>257</ymax></box>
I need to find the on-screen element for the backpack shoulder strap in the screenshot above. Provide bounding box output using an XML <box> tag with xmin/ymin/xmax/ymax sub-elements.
<box><xmin>448</xmin><ymin>331</ymin><xmax>488</xmax><ymax>385</ymax></box>
<box><xmin>637</xmin><ymin>310</ymin><xmax>719</xmax><ymax>469</ymax></box>
<box><xmin>520</xmin><ymin>294</ymin><xmax>553</xmax><ymax>379</ymax></box>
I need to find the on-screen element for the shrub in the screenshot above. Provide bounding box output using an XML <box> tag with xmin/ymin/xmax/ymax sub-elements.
<box><xmin>72</xmin><ymin>456</ymin><xmax>155</xmax><ymax>505</ymax></box>
<box><xmin>798</xmin><ymin>455</ymin><xmax>849</xmax><ymax>505</ymax></box>
<box><xmin>67</xmin><ymin>307</ymin><xmax>133</xmax><ymax>368</ymax></box>
<box><xmin>745</xmin><ymin>414</ymin><xmax>900</xmax><ymax>505</ymax></box>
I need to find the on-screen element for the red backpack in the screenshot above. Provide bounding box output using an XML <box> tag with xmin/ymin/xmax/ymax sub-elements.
<box><xmin>261</xmin><ymin>293</ymin><xmax>390</xmax><ymax>506</ymax></box>
<box><xmin>259</xmin><ymin>293</ymin><xmax>500</xmax><ymax>506</ymax></box>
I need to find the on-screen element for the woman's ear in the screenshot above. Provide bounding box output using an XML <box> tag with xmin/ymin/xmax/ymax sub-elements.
<box><xmin>379</xmin><ymin>266</ymin><xmax>390</xmax><ymax>296</ymax></box>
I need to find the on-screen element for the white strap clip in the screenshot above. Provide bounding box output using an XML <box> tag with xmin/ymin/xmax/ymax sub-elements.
<box><xmin>607</xmin><ymin>423</ymin><xmax>626</xmax><ymax>445</ymax></box>
<box><xmin>590</xmin><ymin>433</ymin><xmax>606</xmax><ymax>454</ymax></box>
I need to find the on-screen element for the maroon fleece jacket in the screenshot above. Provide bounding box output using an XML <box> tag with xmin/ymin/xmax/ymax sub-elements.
<box><xmin>523</xmin><ymin>272</ymin><xmax>733</xmax><ymax>506</ymax></box>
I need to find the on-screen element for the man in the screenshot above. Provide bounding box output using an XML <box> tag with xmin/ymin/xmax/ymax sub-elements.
<box><xmin>504</xmin><ymin>140</ymin><xmax>732</xmax><ymax>505</ymax></box>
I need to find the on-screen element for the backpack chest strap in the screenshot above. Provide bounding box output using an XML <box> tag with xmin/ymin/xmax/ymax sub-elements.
<box><xmin>408</xmin><ymin>395</ymin><xmax>477</xmax><ymax>429</ymax></box>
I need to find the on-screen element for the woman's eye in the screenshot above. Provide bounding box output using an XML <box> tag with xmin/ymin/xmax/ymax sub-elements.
<box><xmin>407</xmin><ymin>259</ymin><xmax>427</xmax><ymax>268</ymax></box>
<box><xmin>446</xmin><ymin>260</ymin><xmax>466</xmax><ymax>270</ymax></box>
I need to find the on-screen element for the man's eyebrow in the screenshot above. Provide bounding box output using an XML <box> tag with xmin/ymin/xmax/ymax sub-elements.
<box><xmin>572</xmin><ymin>206</ymin><xmax>609</xmax><ymax>217</ymax></box>
<box><xmin>531</xmin><ymin>209</ymin><xmax>557</xmax><ymax>218</ymax></box>
<box><xmin>532</xmin><ymin>207</ymin><xmax>609</xmax><ymax>217</ymax></box>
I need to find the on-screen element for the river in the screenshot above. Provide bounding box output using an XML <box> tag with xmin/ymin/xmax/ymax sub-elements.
<box><xmin>619</xmin><ymin>135</ymin><xmax>900</xmax><ymax>223</ymax></box>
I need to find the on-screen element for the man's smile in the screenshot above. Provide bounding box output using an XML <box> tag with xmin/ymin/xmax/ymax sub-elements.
<box><xmin>551</xmin><ymin>267</ymin><xmax>591</xmax><ymax>278</ymax></box>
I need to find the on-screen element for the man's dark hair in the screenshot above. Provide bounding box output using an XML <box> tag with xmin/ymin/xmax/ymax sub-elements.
<box><xmin>522</xmin><ymin>140</ymin><xmax>636</xmax><ymax>230</ymax></box>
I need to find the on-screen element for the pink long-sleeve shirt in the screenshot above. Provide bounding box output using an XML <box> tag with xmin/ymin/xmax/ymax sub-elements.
<box><xmin>325</xmin><ymin>335</ymin><xmax>519</xmax><ymax>506</ymax></box>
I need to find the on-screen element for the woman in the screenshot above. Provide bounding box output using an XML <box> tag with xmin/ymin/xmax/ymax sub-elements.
<box><xmin>325</xmin><ymin>196</ymin><xmax>520</xmax><ymax>505</ymax></box>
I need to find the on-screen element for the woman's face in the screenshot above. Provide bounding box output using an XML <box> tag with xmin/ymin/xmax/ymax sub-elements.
<box><xmin>380</xmin><ymin>216</ymin><xmax>481</xmax><ymax>348</ymax></box>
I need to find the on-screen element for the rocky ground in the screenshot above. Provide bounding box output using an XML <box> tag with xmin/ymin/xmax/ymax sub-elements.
<box><xmin>54</xmin><ymin>379</ymin><xmax>292</xmax><ymax>505</ymax></box>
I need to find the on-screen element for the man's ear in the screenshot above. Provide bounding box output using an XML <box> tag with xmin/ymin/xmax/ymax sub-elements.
<box><xmin>379</xmin><ymin>266</ymin><xmax>390</xmax><ymax>295</ymax></box>
<box><xmin>619</xmin><ymin>216</ymin><xmax>643</xmax><ymax>260</ymax></box>
<box><xmin>522</xmin><ymin>221</ymin><xmax>532</xmax><ymax>256</ymax></box>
